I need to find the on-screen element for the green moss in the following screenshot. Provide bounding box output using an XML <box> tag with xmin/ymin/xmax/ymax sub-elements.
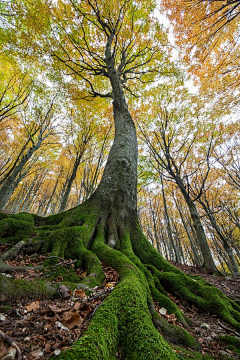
<box><xmin>150</xmin><ymin>285</ymin><xmax>189</xmax><ymax>327</ymax></box>
<box><xmin>173</xmin><ymin>346</ymin><xmax>214</xmax><ymax>359</ymax></box>
<box><xmin>42</xmin><ymin>227</ymin><xmax>83</xmax><ymax>258</ymax></box>
<box><xmin>152</xmin><ymin>310</ymin><xmax>199</xmax><ymax>350</ymax></box>
<box><xmin>0</xmin><ymin>213</ymin><xmax>8</xmax><ymax>220</ymax></box>
<box><xmin>145</xmin><ymin>264</ymin><xmax>167</xmax><ymax>294</ymax></box>
<box><xmin>58</xmin><ymin>226</ymin><xmax>179</xmax><ymax>360</ymax></box>
<box><xmin>0</xmin><ymin>304</ymin><xmax>12</xmax><ymax>311</ymax></box>
<box><xmin>158</xmin><ymin>271</ymin><xmax>240</xmax><ymax>330</ymax></box>
<box><xmin>78</xmin><ymin>248</ymin><xmax>105</xmax><ymax>288</ymax></box>
<box><xmin>0</xmin><ymin>274</ymin><xmax>56</xmax><ymax>303</ymax></box>
<box><xmin>219</xmin><ymin>335</ymin><xmax>240</xmax><ymax>355</ymax></box>
<box><xmin>131</xmin><ymin>223</ymin><xmax>240</xmax><ymax>331</ymax></box>
<box><xmin>44</xmin><ymin>264</ymin><xmax>81</xmax><ymax>283</ymax></box>
<box><xmin>59</xmin><ymin>204</ymin><xmax>99</xmax><ymax>232</ymax></box>
<box><xmin>9</xmin><ymin>212</ymin><xmax>34</xmax><ymax>223</ymax></box>
<box><xmin>40</xmin><ymin>224</ymin><xmax>104</xmax><ymax>288</ymax></box>
<box><xmin>0</xmin><ymin>218</ymin><xmax>34</xmax><ymax>240</ymax></box>
<box><xmin>37</xmin><ymin>212</ymin><xmax>65</xmax><ymax>226</ymax></box>
<box><xmin>131</xmin><ymin>224</ymin><xmax>182</xmax><ymax>275</ymax></box>
<box><xmin>188</xmin><ymin>274</ymin><xmax>208</xmax><ymax>285</ymax></box>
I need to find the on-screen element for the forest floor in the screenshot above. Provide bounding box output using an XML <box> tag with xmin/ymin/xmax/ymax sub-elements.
<box><xmin>0</xmin><ymin>244</ymin><xmax>239</xmax><ymax>360</ymax></box>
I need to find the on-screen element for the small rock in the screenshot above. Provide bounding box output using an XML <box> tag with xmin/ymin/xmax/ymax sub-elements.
<box><xmin>219</xmin><ymin>350</ymin><xmax>231</xmax><ymax>358</ymax></box>
<box><xmin>200</xmin><ymin>322</ymin><xmax>210</xmax><ymax>330</ymax></box>
<box><xmin>54</xmin><ymin>349</ymin><xmax>61</xmax><ymax>356</ymax></box>
<box><xmin>212</xmin><ymin>332</ymin><xmax>219</xmax><ymax>340</ymax></box>
<box><xmin>0</xmin><ymin>313</ymin><xmax>6</xmax><ymax>321</ymax></box>
<box><xmin>2</xmin><ymin>348</ymin><xmax>17</xmax><ymax>360</ymax></box>
<box><xmin>31</xmin><ymin>349</ymin><xmax>44</xmax><ymax>358</ymax></box>
<box><xmin>24</xmin><ymin>337</ymin><xmax>31</xmax><ymax>342</ymax></box>
<box><xmin>55</xmin><ymin>321</ymin><xmax>69</xmax><ymax>332</ymax></box>
<box><xmin>206</xmin><ymin>336</ymin><xmax>212</xmax><ymax>342</ymax></box>
<box><xmin>159</xmin><ymin>307</ymin><xmax>167</xmax><ymax>316</ymax></box>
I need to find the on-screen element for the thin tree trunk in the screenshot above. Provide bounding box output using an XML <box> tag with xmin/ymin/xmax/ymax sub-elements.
<box><xmin>42</xmin><ymin>177</ymin><xmax>59</xmax><ymax>216</ymax></box>
<box><xmin>187</xmin><ymin>200</ymin><xmax>215</xmax><ymax>272</ymax></box>
<box><xmin>0</xmin><ymin>137</ymin><xmax>45</xmax><ymax>210</ymax></box>
<box><xmin>149</xmin><ymin>199</ymin><xmax>162</xmax><ymax>255</ymax></box>
<box><xmin>199</xmin><ymin>199</ymin><xmax>239</xmax><ymax>276</ymax></box>
<box><xmin>174</xmin><ymin>196</ymin><xmax>202</xmax><ymax>267</ymax></box>
<box><xmin>160</xmin><ymin>177</ymin><xmax>181</xmax><ymax>263</ymax></box>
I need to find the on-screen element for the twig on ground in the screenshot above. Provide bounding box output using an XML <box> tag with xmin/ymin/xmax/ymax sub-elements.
<box><xmin>218</xmin><ymin>320</ymin><xmax>240</xmax><ymax>337</ymax></box>
<box><xmin>0</xmin><ymin>330</ymin><xmax>22</xmax><ymax>359</ymax></box>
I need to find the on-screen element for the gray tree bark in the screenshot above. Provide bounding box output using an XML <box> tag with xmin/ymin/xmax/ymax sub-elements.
<box><xmin>95</xmin><ymin>42</ymin><xmax>138</xmax><ymax>219</ymax></box>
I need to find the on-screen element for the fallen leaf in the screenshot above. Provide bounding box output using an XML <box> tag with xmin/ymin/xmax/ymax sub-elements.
<box><xmin>73</xmin><ymin>302</ymin><xmax>81</xmax><ymax>311</ymax></box>
<box><xmin>74</xmin><ymin>289</ymin><xmax>87</xmax><ymax>298</ymax></box>
<box><xmin>48</xmin><ymin>304</ymin><xmax>72</xmax><ymax>314</ymax></box>
<box><xmin>166</xmin><ymin>313</ymin><xmax>177</xmax><ymax>324</ymax></box>
<box><xmin>2</xmin><ymin>347</ymin><xmax>16</xmax><ymax>360</ymax></box>
<box><xmin>45</xmin><ymin>342</ymin><xmax>51</xmax><ymax>352</ymax></box>
<box><xmin>79</xmin><ymin>304</ymin><xmax>93</xmax><ymax>319</ymax></box>
<box><xmin>105</xmin><ymin>282</ymin><xmax>116</xmax><ymax>288</ymax></box>
<box><xmin>30</xmin><ymin>349</ymin><xmax>44</xmax><ymax>358</ymax></box>
<box><xmin>0</xmin><ymin>340</ymin><xmax>8</xmax><ymax>359</ymax></box>
<box><xmin>62</xmin><ymin>311</ymin><xmax>82</xmax><ymax>330</ymax></box>
<box><xmin>25</xmin><ymin>300</ymin><xmax>40</xmax><ymax>312</ymax></box>
<box><xmin>44</xmin><ymin>323</ymin><xmax>52</xmax><ymax>331</ymax></box>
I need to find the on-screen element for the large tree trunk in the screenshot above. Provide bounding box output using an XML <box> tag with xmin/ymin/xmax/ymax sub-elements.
<box><xmin>95</xmin><ymin>71</ymin><xmax>138</xmax><ymax>217</ymax></box>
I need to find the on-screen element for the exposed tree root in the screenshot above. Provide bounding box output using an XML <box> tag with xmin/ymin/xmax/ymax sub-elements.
<box><xmin>1</xmin><ymin>201</ymin><xmax>240</xmax><ymax>359</ymax></box>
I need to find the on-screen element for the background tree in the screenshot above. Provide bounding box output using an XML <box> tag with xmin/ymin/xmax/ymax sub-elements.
<box><xmin>0</xmin><ymin>56</ymin><xmax>30</xmax><ymax>123</ymax></box>
<box><xmin>0</xmin><ymin>95</ymin><xmax>59</xmax><ymax>210</ymax></box>
<box><xmin>140</xmin><ymin>85</ymin><xmax>218</xmax><ymax>273</ymax></box>
<box><xmin>160</xmin><ymin>0</ymin><xmax>240</xmax><ymax>111</ymax></box>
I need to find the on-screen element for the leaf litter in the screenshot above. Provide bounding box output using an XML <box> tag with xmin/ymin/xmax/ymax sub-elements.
<box><xmin>0</xmin><ymin>252</ymin><xmax>239</xmax><ymax>359</ymax></box>
<box><xmin>0</xmin><ymin>253</ymin><xmax>119</xmax><ymax>359</ymax></box>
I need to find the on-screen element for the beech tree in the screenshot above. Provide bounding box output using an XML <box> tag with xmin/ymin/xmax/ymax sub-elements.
<box><xmin>160</xmin><ymin>0</ymin><xmax>240</xmax><ymax>111</ymax></box>
<box><xmin>0</xmin><ymin>1</ymin><xmax>240</xmax><ymax>359</ymax></box>
<box><xmin>140</xmin><ymin>91</ymin><xmax>218</xmax><ymax>273</ymax></box>
<box><xmin>0</xmin><ymin>98</ymin><xmax>58</xmax><ymax>210</ymax></box>
<box><xmin>58</xmin><ymin>120</ymin><xmax>94</xmax><ymax>212</ymax></box>
<box><xmin>0</xmin><ymin>63</ymin><xmax>30</xmax><ymax>123</ymax></box>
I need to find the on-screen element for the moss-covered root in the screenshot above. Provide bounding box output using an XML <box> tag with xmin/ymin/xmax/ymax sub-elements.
<box><xmin>42</xmin><ymin>226</ymin><xmax>104</xmax><ymax>288</ymax></box>
<box><xmin>117</xmin><ymin>227</ymin><xmax>199</xmax><ymax>350</ymax></box>
<box><xmin>118</xmin><ymin>229</ymin><xmax>190</xmax><ymax>329</ymax></box>
<box><xmin>218</xmin><ymin>335</ymin><xmax>240</xmax><ymax>355</ymax></box>
<box><xmin>131</xmin><ymin>225</ymin><xmax>240</xmax><ymax>331</ymax></box>
<box><xmin>158</xmin><ymin>272</ymin><xmax>240</xmax><ymax>330</ymax></box>
<box><xmin>148</xmin><ymin>299</ymin><xmax>200</xmax><ymax>350</ymax></box>
<box><xmin>58</xmin><ymin>227</ymin><xmax>179</xmax><ymax>360</ymax></box>
<box><xmin>0</xmin><ymin>274</ymin><xmax>57</xmax><ymax>303</ymax></box>
<box><xmin>0</xmin><ymin>216</ymin><xmax>34</xmax><ymax>242</ymax></box>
